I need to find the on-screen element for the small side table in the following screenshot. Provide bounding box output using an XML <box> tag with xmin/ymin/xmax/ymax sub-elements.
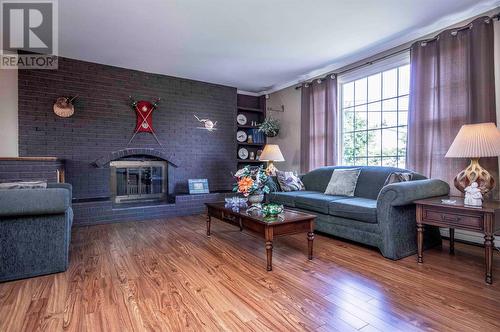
<box><xmin>414</xmin><ymin>197</ymin><xmax>500</xmax><ymax>284</ymax></box>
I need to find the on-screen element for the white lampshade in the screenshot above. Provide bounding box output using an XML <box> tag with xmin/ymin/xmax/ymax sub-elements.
<box><xmin>445</xmin><ymin>123</ymin><xmax>500</xmax><ymax>158</ymax></box>
<box><xmin>259</xmin><ymin>144</ymin><xmax>285</xmax><ymax>162</ymax></box>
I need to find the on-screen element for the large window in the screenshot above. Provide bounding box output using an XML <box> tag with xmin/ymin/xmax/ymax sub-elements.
<box><xmin>340</xmin><ymin>62</ymin><xmax>410</xmax><ymax>168</ymax></box>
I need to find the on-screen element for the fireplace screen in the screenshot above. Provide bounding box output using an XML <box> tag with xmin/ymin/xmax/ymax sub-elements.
<box><xmin>110</xmin><ymin>160</ymin><xmax>167</xmax><ymax>203</ymax></box>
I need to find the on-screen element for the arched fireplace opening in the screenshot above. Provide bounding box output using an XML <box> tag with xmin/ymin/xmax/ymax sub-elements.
<box><xmin>110</xmin><ymin>160</ymin><xmax>168</xmax><ymax>204</ymax></box>
<box><xmin>94</xmin><ymin>148</ymin><xmax>177</xmax><ymax>205</ymax></box>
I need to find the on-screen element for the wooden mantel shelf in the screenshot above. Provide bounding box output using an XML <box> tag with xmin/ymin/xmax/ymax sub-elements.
<box><xmin>0</xmin><ymin>157</ymin><xmax>61</xmax><ymax>161</ymax></box>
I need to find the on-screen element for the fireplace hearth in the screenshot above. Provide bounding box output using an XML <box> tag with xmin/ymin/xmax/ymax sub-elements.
<box><xmin>110</xmin><ymin>160</ymin><xmax>167</xmax><ymax>203</ymax></box>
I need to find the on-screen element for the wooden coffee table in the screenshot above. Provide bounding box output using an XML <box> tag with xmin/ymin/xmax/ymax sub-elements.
<box><xmin>205</xmin><ymin>202</ymin><xmax>316</xmax><ymax>271</ymax></box>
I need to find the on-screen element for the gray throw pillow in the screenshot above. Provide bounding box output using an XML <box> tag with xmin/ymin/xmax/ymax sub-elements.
<box><xmin>384</xmin><ymin>172</ymin><xmax>413</xmax><ymax>186</ymax></box>
<box><xmin>324</xmin><ymin>168</ymin><xmax>361</xmax><ymax>196</ymax></box>
<box><xmin>0</xmin><ymin>181</ymin><xmax>47</xmax><ymax>189</ymax></box>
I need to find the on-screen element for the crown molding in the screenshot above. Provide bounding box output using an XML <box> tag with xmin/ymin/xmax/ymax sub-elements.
<box><xmin>258</xmin><ymin>1</ymin><xmax>500</xmax><ymax>95</ymax></box>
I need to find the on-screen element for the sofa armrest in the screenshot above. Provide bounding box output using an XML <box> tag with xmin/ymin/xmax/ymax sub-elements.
<box><xmin>0</xmin><ymin>188</ymin><xmax>70</xmax><ymax>217</ymax></box>
<box><xmin>377</xmin><ymin>179</ymin><xmax>449</xmax><ymax>207</ymax></box>
<box><xmin>376</xmin><ymin>179</ymin><xmax>448</xmax><ymax>260</ymax></box>
<box><xmin>47</xmin><ymin>183</ymin><xmax>73</xmax><ymax>202</ymax></box>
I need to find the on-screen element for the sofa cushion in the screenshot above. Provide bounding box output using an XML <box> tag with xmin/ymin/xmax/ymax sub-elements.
<box><xmin>354</xmin><ymin>167</ymin><xmax>416</xmax><ymax>200</ymax></box>
<box><xmin>328</xmin><ymin>197</ymin><xmax>378</xmax><ymax>223</ymax></box>
<box><xmin>294</xmin><ymin>193</ymin><xmax>349</xmax><ymax>214</ymax></box>
<box><xmin>267</xmin><ymin>191</ymin><xmax>318</xmax><ymax>207</ymax></box>
<box><xmin>276</xmin><ymin>171</ymin><xmax>305</xmax><ymax>192</ymax></box>
<box><xmin>324</xmin><ymin>168</ymin><xmax>361</xmax><ymax>196</ymax></box>
<box><xmin>301</xmin><ymin>167</ymin><xmax>336</xmax><ymax>192</ymax></box>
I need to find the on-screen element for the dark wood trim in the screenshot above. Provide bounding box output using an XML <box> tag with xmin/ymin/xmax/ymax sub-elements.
<box><xmin>0</xmin><ymin>156</ymin><xmax>60</xmax><ymax>161</ymax></box>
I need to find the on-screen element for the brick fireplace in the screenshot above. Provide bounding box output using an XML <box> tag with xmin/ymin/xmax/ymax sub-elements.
<box><xmin>12</xmin><ymin>56</ymin><xmax>237</xmax><ymax>225</ymax></box>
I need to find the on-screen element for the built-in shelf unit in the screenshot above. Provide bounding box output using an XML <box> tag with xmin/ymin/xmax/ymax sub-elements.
<box><xmin>236</xmin><ymin>94</ymin><xmax>267</xmax><ymax>169</ymax></box>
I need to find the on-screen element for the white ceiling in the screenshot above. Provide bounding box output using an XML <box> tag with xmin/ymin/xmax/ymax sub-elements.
<box><xmin>59</xmin><ymin>0</ymin><xmax>500</xmax><ymax>94</ymax></box>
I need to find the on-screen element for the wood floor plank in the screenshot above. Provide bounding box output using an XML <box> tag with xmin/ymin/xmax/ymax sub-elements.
<box><xmin>1</xmin><ymin>215</ymin><xmax>499</xmax><ymax>332</ymax></box>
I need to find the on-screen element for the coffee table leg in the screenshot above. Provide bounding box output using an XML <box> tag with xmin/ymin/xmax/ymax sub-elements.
<box><xmin>308</xmin><ymin>232</ymin><xmax>314</xmax><ymax>260</ymax></box>
<box><xmin>206</xmin><ymin>215</ymin><xmax>211</xmax><ymax>237</ymax></box>
<box><xmin>265</xmin><ymin>227</ymin><xmax>273</xmax><ymax>271</ymax></box>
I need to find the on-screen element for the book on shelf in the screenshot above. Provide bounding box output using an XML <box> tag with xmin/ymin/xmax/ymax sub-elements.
<box><xmin>248</xmin><ymin>129</ymin><xmax>265</xmax><ymax>144</ymax></box>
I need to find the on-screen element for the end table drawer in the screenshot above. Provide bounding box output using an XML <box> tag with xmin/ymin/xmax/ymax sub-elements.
<box><xmin>422</xmin><ymin>209</ymin><xmax>483</xmax><ymax>230</ymax></box>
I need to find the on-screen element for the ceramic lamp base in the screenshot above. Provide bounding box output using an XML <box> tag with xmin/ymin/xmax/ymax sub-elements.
<box><xmin>454</xmin><ymin>158</ymin><xmax>495</xmax><ymax>196</ymax></box>
<box><xmin>265</xmin><ymin>161</ymin><xmax>278</xmax><ymax>176</ymax></box>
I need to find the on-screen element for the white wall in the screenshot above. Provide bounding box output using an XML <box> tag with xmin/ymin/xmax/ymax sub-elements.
<box><xmin>0</xmin><ymin>69</ymin><xmax>18</xmax><ymax>157</ymax></box>
<box><xmin>266</xmin><ymin>86</ymin><xmax>301</xmax><ymax>173</ymax></box>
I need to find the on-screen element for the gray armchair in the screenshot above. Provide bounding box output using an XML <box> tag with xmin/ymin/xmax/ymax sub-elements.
<box><xmin>0</xmin><ymin>183</ymin><xmax>73</xmax><ymax>282</ymax></box>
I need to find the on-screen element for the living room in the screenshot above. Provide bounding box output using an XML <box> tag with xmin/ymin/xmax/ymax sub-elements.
<box><xmin>1</xmin><ymin>0</ymin><xmax>500</xmax><ymax>331</ymax></box>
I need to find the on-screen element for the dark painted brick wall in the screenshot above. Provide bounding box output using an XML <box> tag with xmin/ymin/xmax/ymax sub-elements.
<box><xmin>0</xmin><ymin>159</ymin><xmax>63</xmax><ymax>183</ymax></box>
<box><xmin>18</xmin><ymin>56</ymin><xmax>237</xmax><ymax>199</ymax></box>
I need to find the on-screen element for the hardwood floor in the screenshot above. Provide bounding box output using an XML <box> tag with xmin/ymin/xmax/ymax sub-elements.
<box><xmin>1</xmin><ymin>215</ymin><xmax>499</xmax><ymax>332</ymax></box>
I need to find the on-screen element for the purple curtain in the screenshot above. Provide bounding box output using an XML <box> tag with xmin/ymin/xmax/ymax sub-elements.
<box><xmin>300</xmin><ymin>77</ymin><xmax>338</xmax><ymax>173</ymax></box>
<box><xmin>407</xmin><ymin>16</ymin><xmax>498</xmax><ymax>197</ymax></box>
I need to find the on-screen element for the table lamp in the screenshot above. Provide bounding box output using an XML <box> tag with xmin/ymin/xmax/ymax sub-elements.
<box><xmin>259</xmin><ymin>144</ymin><xmax>285</xmax><ymax>176</ymax></box>
<box><xmin>445</xmin><ymin>122</ymin><xmax>500</xmax><ymax>195</ymax></box>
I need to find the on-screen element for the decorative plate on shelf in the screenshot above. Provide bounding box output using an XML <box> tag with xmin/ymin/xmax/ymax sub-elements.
<box><xmin>236</xmin><ymin>130</ymin><xmax>247</xmax><ymax>142</ymax></box>
<box><xmin>238</xmin><ymin>147</ymin><xmax>249</xmax><ymax>159</ymax></box>
<box><xmin>236</xmin><ymin>114</ymin><xmax>247</xmax><ymax>125</ymax></box>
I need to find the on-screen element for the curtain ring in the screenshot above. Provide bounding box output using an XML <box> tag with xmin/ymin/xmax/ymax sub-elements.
<box><xmin>304</xmin><ymin>83</ymin><xmax>309</xmax><ymax>88</ymax></box>
<box><xmin>451</xmin><ymin>31</ymin><xmax>458</xmax><ymax>36</ymax></box>
<box><xmin>330</xmin><ymin>74</ymin><xmax>336</xmax><ymax>80</ymax></box>
<box><xmin>421</xmin><ymin>41</ymin><xmax>427</xmax><ymax>47</ymax></box>
<box><xmin>317</xmin><ymin>79</ymin><xmax>322</xmax><ymax>84</ymax></box>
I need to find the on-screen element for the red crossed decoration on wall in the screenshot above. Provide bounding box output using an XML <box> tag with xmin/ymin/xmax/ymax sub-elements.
<box><xmin>127</xmin><ymin>97</ymin><xmax>163</xmax><ymax>147</ymax></box>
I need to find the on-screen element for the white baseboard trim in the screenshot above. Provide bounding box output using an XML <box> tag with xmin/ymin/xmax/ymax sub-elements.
<box><xmin>440</xmin><ymin>228</ymin><xmax>484</xmax><ymax>245</ymax></box>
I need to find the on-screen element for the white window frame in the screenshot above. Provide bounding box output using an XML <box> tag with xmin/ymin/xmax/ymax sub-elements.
<box><xmin>337</xmin><ymin>51</ymin><xmax>411</xmax><ymax>166</ymax></box>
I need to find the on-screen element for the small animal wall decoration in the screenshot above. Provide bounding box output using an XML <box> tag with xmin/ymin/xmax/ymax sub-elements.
<box><xmin>53</xmin><ymin>96</ymin><xmax>78</xmax><ymax>118</ymax></box>
<box><xmin>194</xmin><ymin>115</ymin><xmax>217</xmax><ymax>132</ymax></box>
<box><xmin>128</xmin><ymin>96</ymin><xmax>163</xmax><ymax>147</ymax></box>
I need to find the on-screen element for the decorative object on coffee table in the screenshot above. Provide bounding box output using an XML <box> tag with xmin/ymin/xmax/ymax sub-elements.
<box><xmin>415</xmin><ymin>196</ymin><xmax>500</xmax><ymax>284</ymax></box>
<box><xmin>233</xmin><ymin>165</ymin><xmax>271</xmax><ymax>205</ymax></box>
<box><xmin>205</xmin><ymin>202</ymin><xmax>315</xmax><ymax>271</ymax></box>
<box><xmin>262</xmin><ymin>203</ymin><xmax>284</xmax><ymax>217</ymax></box>
<box><xmin>445</xmin><ymin>122</ymin><xmax>500</xmax><ymax>196</ymax></box>
<box><xmin>259</xmin><ymin>144</ymin><xmax>285</xmax><ymax>176</ymax></box>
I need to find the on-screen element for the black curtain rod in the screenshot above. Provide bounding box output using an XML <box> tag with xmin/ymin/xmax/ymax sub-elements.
<box><xmin>295</xmin><ymin>12</ymin><xmax>500</xmax><ymax>90</ymax></box>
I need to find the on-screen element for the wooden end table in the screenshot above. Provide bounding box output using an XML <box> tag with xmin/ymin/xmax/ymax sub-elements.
<box><xmin>414</xmin><ymin>197</ymin><xmax>500</xmax><ymax>284</ymax></box>
<box><xmin>205</xmin><ymin>202</ymin><xmax>316</xmax><ymax>271</ymax></box>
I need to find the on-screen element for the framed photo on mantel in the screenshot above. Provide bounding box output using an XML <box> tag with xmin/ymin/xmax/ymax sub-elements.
<box><xmin>188</xmin><ymin>179</ymin><xmax>209</xmax><ymax>194</ymax></box>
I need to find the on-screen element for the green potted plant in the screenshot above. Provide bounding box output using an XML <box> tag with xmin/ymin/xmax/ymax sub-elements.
<box><xmin>259</xmin><ymin>117</ymin><xmax>280</xmax><ymax>137</ymax></box>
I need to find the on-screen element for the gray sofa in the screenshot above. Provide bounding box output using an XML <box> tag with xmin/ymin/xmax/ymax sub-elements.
<box><xmin>268</xmin><ymin>166</ymin><xmax>449</xmax><ymax>260</ymax></box>
<box><xmin>0</xmin><ymin>183</ymin><xmax>73</xmax><ymax>282</ymax></box>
